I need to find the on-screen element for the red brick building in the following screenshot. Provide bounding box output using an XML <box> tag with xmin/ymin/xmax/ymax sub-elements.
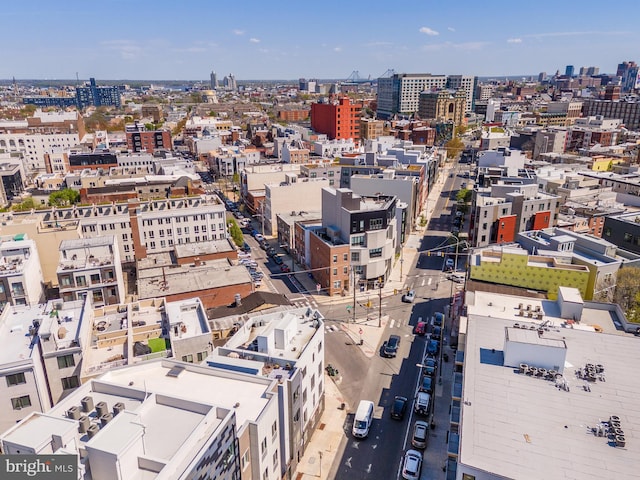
<box><xmin>311</xmin><ymin>97</ymin><xmax>362</xmax><ymax>142</ymax></box>
<box><xmin>126</xmin><ymin>127</ymin><xmax>172</xmax><ymax>153</ymax></box>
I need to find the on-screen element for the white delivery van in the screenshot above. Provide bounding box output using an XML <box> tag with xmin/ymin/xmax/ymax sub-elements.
<box><xmin>352</xmin><ymin>400</ymin><xmax>375</xmax><ymax>438</ymax></box>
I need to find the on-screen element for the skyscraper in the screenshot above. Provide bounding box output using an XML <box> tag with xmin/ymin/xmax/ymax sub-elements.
<box><xmin>210</xmin><ymin>70</ymin><xmax>218</xmax><ymax>89</ymax></box>
<box><xmin>565</xmin><ymin>65</ymin><xmax>575</xmax><ymax>77</ymax></box>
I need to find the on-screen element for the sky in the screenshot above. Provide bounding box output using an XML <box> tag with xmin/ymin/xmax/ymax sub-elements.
<box><xmin>2</xmin><ymin>0</ymin><xmax>639</xmax><ymax>81</ymax></box>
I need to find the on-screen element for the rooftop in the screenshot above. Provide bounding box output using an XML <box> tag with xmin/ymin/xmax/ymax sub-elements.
<box><xmin>137</xmin><ymin>260</ymin><xmax>252</xmax><ymax>299</ymax></box>
<box><xmin>460</xmin><ymin>295</ymin><xmax>640</xmax><ymax>479</ymax></box>
<box><xmin>173</xmin><ymin>239</ymin><xmax>234</xmax><ymax>259</ymax></box>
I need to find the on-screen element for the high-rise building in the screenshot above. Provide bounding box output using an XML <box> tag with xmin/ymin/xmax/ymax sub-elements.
<box><xmin>210</xmin><ymin>70</ymin><xmax>218</xmax><ymax>89</ymax></box>
<box><xmin>418</xmin><ymin>89</ymin><xmax>466</xmax><ymax>125</ymax></box>
<box><xmin>376</xmin><ymin>73</ymin><xmax>476</xmax><ymax>119</ymax></box>
<box><xmin>76</xmin><ymin>78</ymin><xmax>121</xmax><ymax>109</ymax></box>
<box><xmin>538</xmin><ymin>72</ymin><xmax>547</xmax><ymax>82</ymax></box>
<box><xmin>565</xmin><ymin>65</ymin><xmax>575</xmax><ymax>77</ymax></box>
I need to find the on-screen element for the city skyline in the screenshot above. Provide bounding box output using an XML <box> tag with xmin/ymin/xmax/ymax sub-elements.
<box><xmin>1</xmin><ymin>1</ymin><xmax>639</xmax><ymax>81</ymax></box>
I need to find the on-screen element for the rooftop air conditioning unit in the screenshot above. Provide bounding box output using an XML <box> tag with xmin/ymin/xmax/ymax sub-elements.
<box><xmin>113</xmin><ymin>402</ymin><xmax>125</xmax><ymax>416</ymax></box>
<box><xmin>78</xmin><ymin>416</ymin><xmax>90</xmax><ymax>433</ymax></box>
<box><xmin>86</xmin><ymin>424</ymin><xmax>100</xmax><ymax>439</ymax></box>
<box><xmin>67</xmin><ymin>406</ymin><xmax>81</xmax><ymax>420</ymax></box>
<box><xmin>81</xmin><ymin>396</ymin><xmax>94</xmax><ymax>413</ymax></box>
<box><xmin>95</xmin><ymin>401</ymin><xmax>108</xmax><ymax>418</ymax></box>
<box><xmin>100</xmin><ymin>413</ymin><xmax>113</xmax><ymax>426</ymax></box>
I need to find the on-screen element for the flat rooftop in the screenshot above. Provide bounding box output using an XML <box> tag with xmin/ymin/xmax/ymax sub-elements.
<box><xmin>173</xmin><ymin>239</ymin><xmax>234</xmax><ymax>259</ymax></box>
<box><xmin>460</xmin><ymin>293</ymin><xmax>640</xmax><ymax>479</ymax></box>
<box><xmin>137</xmin><ymin>261</ymin><xmax>252</xmax><ymax>299</ymax></box>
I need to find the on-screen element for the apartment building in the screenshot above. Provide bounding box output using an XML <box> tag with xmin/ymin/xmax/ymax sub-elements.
<box><xmin>1</xmin><ymin>358</ymin><xmax>281</xmax><ymax>480</ymax></box>
<box><xmin>318</xmin><ymin>188</ymin><xmax>397</xmax><ymax>291</ymax></box>
<box><xmin>75</xmin><ymin>78</ymin><xmax>121</xmax><ymax>109</ymax></box>
<box><xmin>582</xmin><ymin>97</ymin><xmax>640</xmax><ymax>130</ymax></box>
<box><xmin>0</xmin><ymin>298</ymin><xmax>92</xmax><ymax>431</ymax></box>
<box><xmin>126</xmin><ymin>123</ymin><xmax>173</xmax><ymax>154</ymax></box>
<box><xmin>359</xmin><ymin>118</ymin><xmax>384</xmax><ymax>140</ymax></box>
<box><xmin>240</xmin><ymin>163</ymin><xmax>302</xmax><ymax>215</ymax></box>
<box><xmin>446</xmin><ymin>74</ymin><xmax>477</xmax><ymax>112</ymax></box>
<box><xmin>376</xmin><ymin>73</ymin><xmax>447</xmax><ymax>119</ymax></box>
<box><xmin>57</xmin><ymin>236</ymin><xmax>125</xmax><ymax>306</ymax></box>
<box><xmin>533</xmin><ymin>128</ymin><xmax>568</xmax><ymax>159</ymax></box>
<box><xmin>567</xmin><ymin>116</ymin><xmax>622</xmax><ymax>150</ymax></box>
<box><xmin>603</xmin><ymin>211</ymin><xmax>640</xmax><ymax>255</ymax></box>
<box><xmin>0</xmin><ymin>234</ymin><xmax>44</xmax><ymax>308</ymax></box>
<box><xmin>311</xmin><ymin>97</ymin><xmax>362</xmax><ymax>141</ymax></box>
<box><xmin>450</xmin><ymin>289</ymin><xmax>640</xmax><ymax>479</ymax></box>
<box><xmin>208</xmin><ymin>306</ymin><xmax>325</xmax><ymax>479</ymax></box>
<box><xmin>471</xmin><ymin>184</ymin><xmax>561</xmax><ymax>248</ymax></box>
<box><xmin>0</xmin><ymin>131</ymin><xmax>79</xmax><ymax>174</ymax></box>
<box><xmin>263</xmin><ymin>176</ymin><xmax>329</xmax><ymax>236</ymax></box>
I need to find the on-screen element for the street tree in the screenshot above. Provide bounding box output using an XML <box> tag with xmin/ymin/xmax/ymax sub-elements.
<box><xmin>49</xmin><ymin>188</ymin><xmax>80</xmax><ymax>207</ymax></box>
<box><xmin>613</xmin><ymin>267</ymin><xmax>640</xmax><ymax>322</ymax></box>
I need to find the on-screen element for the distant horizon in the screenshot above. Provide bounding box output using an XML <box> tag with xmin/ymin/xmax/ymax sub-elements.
<box><xmin>0</xmin><ymin>73</ymin><xmax>606</xmax><ymax>85</ymax></box>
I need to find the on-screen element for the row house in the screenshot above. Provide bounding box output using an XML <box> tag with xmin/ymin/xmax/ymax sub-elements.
<box><xmin>0</xmin><ymin>234</ymin><xmax>44</xmax><ymax>308</ymax></box>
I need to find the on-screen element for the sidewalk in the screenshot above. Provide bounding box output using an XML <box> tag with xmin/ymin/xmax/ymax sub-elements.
<box><xmin>293</xmin><ymin>162</ymin><xmax>453</xmax><ymax>479</ymax></box>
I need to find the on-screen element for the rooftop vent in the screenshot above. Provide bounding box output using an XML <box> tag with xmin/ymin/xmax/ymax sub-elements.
<box><xmin>78</xmin><ymin>416</ymin><xmax>90</xmax><ymax>433</ymax></box>
<box><xmin>81</xmin><ymin>396</ymin><xmax>94</xmax><ymax>413</ymax></box>
<box><xmin>95</xmin><ymin>401</ymin><xmax>108</xmax><ymax>418</ymax></box>
<box><xmin>86</xmin><ymin>424</ymin><xmax>100</xmax><ymax>439</ymax></box>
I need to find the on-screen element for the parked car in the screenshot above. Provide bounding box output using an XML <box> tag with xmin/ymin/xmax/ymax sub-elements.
<box><xmin>434</xmin><ymin>312</ymin><xmax>444</xmax><ymax>327</ymax></box>
<box><xmin>267</xmin><ymin>247</ymin><xmax>277</xmax><ymax>257</ymax></box>
<box><xmin>411</xmin><ymin>420</ymin><xmax>429</xmax><ymax>449</ymax></box>
<box><xmin>421</xmin><ymin>357</ymin><xmax>437</xmax><ymax>377</ymax></box>
<box><xmin>414</xmin><ymin>392</ymin><xmax>430</xmax><ymax>416</ymax></box>
<box><xmin>401</xmin><ymin>450</ymin><xmax>422</xmax><ymax>480</ymax></box>
<box><xmin>414</xmin><ymin>320</ymin><xmax>427</xmax><ymax>336</ymax></box>
<box><xmin>402</xmin><ymin>290</ymin><xmax>416</xmax><ymax>303</ymax></box>
<box><xmin>445</xmin><ymin>258</ymin><xmax>454</xmax><ymax>270</ymax></box>
<box><xmin>432</xmin><ymin>326</ymin><xmax>442</xmax><ymax>341</ymax></box>
<box><xmin>419</xmin><ymin>375</ymin><xmax>433</xmax><ymax>394</ymax></box>
<box><xmin>273</xmin><ymin>256</ymin><xmax>283</xmax><ymax>265</ymax></box>
<box><xmin>280</xmin><ymin>264</ymin><xmax>290</xmax><ymax>273</ymax></box>
<box><xmin>254</xmin><ymin>233</ymin><xmax>264</xmax><ymax>242</ymax></box>
<box><xmin>241</xmin><ymin>242</ymin><xmax>251</xmax><ymax>253</ymax></box>
<box><xmin>382</xmin><ymin>334</ymin><xmax>401</xmax><ymax>358</ymax></box>
<box><xmin>390</xmin><ymin>396</ymin><xmax>408</xmax><ymax>420</ymax></box>
<box><xmin>427</xmin><ymin>339</ymin><xmax>439</xmax><ymax>356</ymax></box>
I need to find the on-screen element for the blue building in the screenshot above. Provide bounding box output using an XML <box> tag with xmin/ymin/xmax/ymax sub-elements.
<box><xmin>565</xmin><ymin>65</ymin><xmax>575</xmax><ymax>77</ymax></box>
<box><xmin>75</xmin><ymin>78</ymin><xmax>121</xmax><ymax>109</ymax></box>
<box><xmin>23</xmin><ymin>96</ymin><xmax>77</xmax><ymax>108</ymax></box>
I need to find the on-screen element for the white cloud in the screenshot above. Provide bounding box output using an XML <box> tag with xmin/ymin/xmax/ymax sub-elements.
<box><xmin>523</xmin><ymin>30</ymin><xmax>629</xmax><ymax>39</ymax></box>
<box><xmin>363</xmin><ymin>41</ymin><xmax>393</xmax><ymax>48</ymax></box>
<box><xmin>334</xmin><ymin>46</ymin><xmax>342</xmax><ymax>52</ymax></box>
<box><xmin>249</xmin><ymin>38</ymin><xmax>260</xmax><ymax>43</ymax></box>
<box><xmin>100</xmin><ymin>40</ymin><xmax>143</xmax><ymax>60</ymax></box>
<box><xmin>419</xmin><ymin>26</ymin><xmax>439</xmax><ymax>36</ymax></box>
<box><xmin>507</xmin><ymin>38</ymin><xmax>522</xmax><ymax>43</ymax></box>
<box><xmin>232</xmin><ymin>29</ymin><xmax>244</xmax><ymax>35</ymax></box>
<box><xmin>447</xmin><ymin>27</ymin><xmax>455</xmax><ymax>32</ymax></box>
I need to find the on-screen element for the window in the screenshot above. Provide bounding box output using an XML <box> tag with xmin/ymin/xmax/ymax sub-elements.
<box><xmin>369</xmin><ymin>248</ymin><xmax>383</xmax><ymax>258</ymax></box>
<box><xmin>351</xmin><ymin>252</ymin><xmax>360</xmax><ymax>262</ymax></box>
<box><xmin>273</xmin><ymin>449</ymin><xmax>278</xmax><ymax>470</ymax></box>
<box><xmin>90</xmin><ymin>273</ymin><xmax>100</xmax><ymax>284</ymax></box>
<box><xmin>6</xmin><ymin>372</ymin><xmax>26</xmax><ymax>387</ymax></box>
<box><xmin>351</xmin><ymin>235</ymin><xmax>365</xmax><ymax>246</ymax></box>
<box><xmin>343</xmin><ymin>266</ymin><xmax>348</xmax><ymax>274</ymax></box>
<box><xmin>332</xmin><ymin>255</ymin><xmax>337</xmax><ymax>263</ymax></box>
<box><xmin>92</xmin><ymin>291</ymin><xmax>103</xmax><ymax>303</ymax></box>
<box><xmin>61</xmin><ymin>375</ymin><xmax>79</xmax><ymax>390</ymax></box>
<box><xmin>261</xmin><ymin>437</ymin><xmax>268</xmax><ymax>455</ymax></box>
<box><xmin>241</xmin><ymin>450</ymin><xmax>250</xmax><ymax>470</ymax></box>
<box><xmin>197</xmin><ymin>351</ymin><xmax>207</xmax><ymax>362</ymax></box>
<box><xmin>271</xmin><ymin>420</ymin><xmax>277</xmax><ymax>438</ymax></box>
<box><xmin>11</xmin><ymin>395</ymin><xmax>31</xmax><ymax>410</ymax></box>
<box><xmin>624</xmin><ymin>232</ymin><xmax>632</xmax><ymax>243</ymax></box>
<box><xmin>462</xmin><ymin>475</ymin><xmax>476</xmax><ymax>480</ymax></box>
<box><xmin>57</xmin><ymin>354</ymin><xmax>75</xmax><ymax>369</ymax></box>
<box><xmin>333</xmin><ymin>268</ymin><xmax>337</xmax><ymax>275</ymax></box>
<box><xmin>182</xmin><ymin>354</ymin><xmax>194</xmax><ymax>363</ymax></box>
<box><xmin>369</xmin><ymin>218</ymin><xmax>383</xmax><ymax>230</ymax></box>
<box><xmin>343</xmin><ymin>253</ymin><xmax>348</xmax><ymax>261</ymax></box>
<box><xmin>11</xmin><ymin>282</ymin><xmax>25</xmax><ymax>295</ymax></box>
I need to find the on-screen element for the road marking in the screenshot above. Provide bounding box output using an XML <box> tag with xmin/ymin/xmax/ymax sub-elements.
<box><xmin>421</xmin><ymin>279</ymin><xmax>425</xmax><ymax>287</ymax></box>
<box><xmin>366</xmin><ymin>464</ymin><xmax>372</xmax><ymax>474</ymax></box>
<box><xmin>428</xmin><ymin>277</ymin><xmax>432</xmax><ymax>286</ymax></box>
<box><xmin>345</xmin><ymin>457</ymin><xmax>352</xmax><ymax>468</ymax></box>
<box><xmin>381</xmin><ymin>303</ymin><xmax>388</xmax><ymax>307</ymax></box>
<box><xmin>390</xmin><ymin>319</ymin><xmax>396</xmax><ymax>328</ymax></box>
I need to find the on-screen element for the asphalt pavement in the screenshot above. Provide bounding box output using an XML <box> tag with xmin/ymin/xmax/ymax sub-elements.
<box><xmin>295</xmin><ymin>160</ymin><xmax>463</xmax><ymax>480</ymax></box>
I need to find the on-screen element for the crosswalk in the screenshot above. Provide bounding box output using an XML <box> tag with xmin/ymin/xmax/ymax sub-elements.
<box><xmin>289</xmin><ymin>296</ymin><xmax>319</xmax><ymax>310</ymax></box>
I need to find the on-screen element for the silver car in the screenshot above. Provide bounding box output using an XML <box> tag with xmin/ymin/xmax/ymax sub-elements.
<box><xmin>411</xmin><ymin>420</ymin><xmax>429</xmax><ymax>449</ymax></box>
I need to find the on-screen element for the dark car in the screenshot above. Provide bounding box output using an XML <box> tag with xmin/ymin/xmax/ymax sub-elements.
<box><xmin>414</xmin><ymin>321</ymin><xmax>427</xmax><ymax>336</ymax></box>
<box><xmin>432</xmin><ymin>326</ymin><xmax>442</xmax><ymax>341</ymax></box>
<box><xmin>242</xmin><ymin>242</ymin><xmax>251</xmax><ymax>253</ymax></box>
<box><xmin>434</xmin><ymin>312</ymin><xmax>444</xmax><ymax>327</ymax></box>
<box><xmin>427</xmin><ymin>339</ymin><xmax>439</xmax><ymax>356</ymax></box>
<box><xmin>280</xmin><ymin>264</ymin><xmax>290</xmax><ymax>273</ymax></box>
<box><xmin>390</xmin><ymin>396</ymin><xmax>408</xmax><ymax>420</ymax></box>
<box><xmin>382</xmin><ymin>334</ymin><xmax>401</xmax><ymax>357</ymax></box>
<box><xmin>419</xmin><ymin>375</ymin><xmax>433</xmax><ymax>394</ymax></box>
<box><xmin>267</xmin><ymin>247</ymin><xmax>277</xmax><ymax>257</ymax></box>
<box><xmin>273</xmin><ymin>256</ymin><xmax>284</xmax><ymax>265</ymax></box>
<box><xmin>421</xmin><ymin>357</ymin><xmax>437</xmax><ymax>377</ymax></box>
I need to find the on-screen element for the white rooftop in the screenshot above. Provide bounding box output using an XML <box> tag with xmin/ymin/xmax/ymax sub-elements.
<box><xmin>460</xmin><ymin>294</ymin><xmax>640</xmax><ymax>479</ymax></box>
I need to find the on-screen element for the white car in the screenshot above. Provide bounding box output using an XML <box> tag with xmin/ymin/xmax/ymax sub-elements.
<box><xmin>445</xmin><ymin>258</ymin><xmax>455</xmax><ymax>269</ymax></box>
<box><xmin>401</xmin><ymin>449</ymin><xmax>422</xmax><ymax>480</ymax></box>
<box><xmin>402</xmin><ymin>290</ymin><xmax>416</xmax><ymax>303</ymax></box>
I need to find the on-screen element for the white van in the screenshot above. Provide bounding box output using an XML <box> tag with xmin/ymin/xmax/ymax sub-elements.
<box><xmin>352</xmin><ymin>400</ymin><xmax>375</xmax><ymax>438</ymax></box>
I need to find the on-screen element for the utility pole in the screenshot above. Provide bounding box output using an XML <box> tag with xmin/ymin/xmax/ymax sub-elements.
<box><xmin>378</xmin><ymin>276</ymin><xmax>383</xmax><ymax>328</ymax></box>
<box><xmin>352</xmin><ymin>266</ymin><xmax>357</xmax><ymax>323</ymax></box>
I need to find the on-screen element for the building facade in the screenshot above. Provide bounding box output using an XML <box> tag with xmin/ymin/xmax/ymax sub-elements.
<box><xmin>311</xmin><ymin>97</ymin><xmax>362</xmax><ymax>141</ymax></box>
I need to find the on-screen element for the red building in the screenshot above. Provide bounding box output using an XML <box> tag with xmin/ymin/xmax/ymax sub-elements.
<box><xmin>311</xmin><ymin>97</ymin><xmax>362</xmax><ymax>141</ymax></box>
<box><xmin>126</xmin><ymin>124</ymin><xmax>173</xmax><ymax>153</ymax></box>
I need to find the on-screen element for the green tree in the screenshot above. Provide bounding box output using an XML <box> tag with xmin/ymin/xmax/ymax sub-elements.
<box><xmin>444</xmin><ymin>137</ymin><xmax>464</xmax><ymax>159</ymax></box>
<box><xmin>48</xmin><ymin>188</ymin><xmax>80</xmax><ymax>207</ymax></box>
<box><xmin>456</xmin><ymin>188</ymin><xmax>472</xmax><ymax>203</ymax></box>
<box><xmin>11</xmin><ymin>197</ymin><xmax>36</xmax><ymax>212</ymax></box>
<box><xmin>613</xmin><ymin>267</ymin><xmax>640</xmax><ymax>322</ymax></box>
<box><xmin>227</xmin><ymin>219</ymin><xmax>244</xmax><ymax>248</ymax></box>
